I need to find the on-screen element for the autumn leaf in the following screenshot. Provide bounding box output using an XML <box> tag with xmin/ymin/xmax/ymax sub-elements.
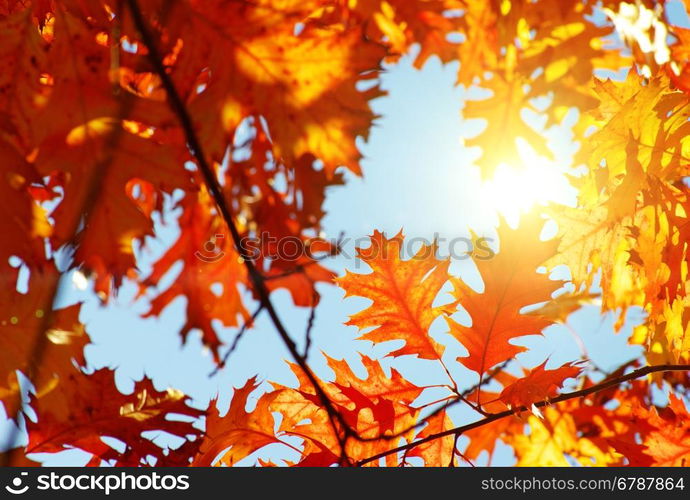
<box><xmin>354</xmin><ymin>0</ymin><xmax>460</xmax><ymax>68</ymax></box>
<box><xmin>3</xmin><ymin>0</ymin><xmax>690</xmax><ymax>470</ymax></box>
<box><xmin>226</xmin><ymin>133</ymin><xmax>338</xmax><ymax>308</ymax></box>
<box><xmin>17</xmin><ymin>8</ymin><xmax>191</xmax><ymax>297</ymax></box>
<box><xmin>26</xmin><ymin>368</ymin><xmax>203</xmax><ymax>466</ymax></box>
<box><xmin>527</xmin><ymin>291</ymin><xmax>598</xmax><ymax>323</ymax></box>
<box><xmin>270</xmin><ymin>355</ymin><xmax>422</xmax><ymax>466</ymax></box>
<box><xmin>408</xmin><ymin>410</ymin><xmax>456</xmax><ymax>466</ymax></box>
<box><xmin>336</xmin><ymin>231</ymin><xmax>452</xmax><ymax>361</ymax></box>
<box><xmin>195</xmin><ymin>354</ymin><xmax>422</xmax><ymax>467</ymax></box>
<box><xmin>499</xmin><ymin>360</ymin><xmax>583</xmax><ymax>412</ymax></box>
<box><xmin>0</xmin><ymin>264</ymin><xmax>89</xmax><ymax>420</ymax></box>
<box><xmin>446</xmin><ymin>215</ymin><xmax>562</xmax><ymax>379</ymax></box>
<box><xmin>463</xmin><ymin>71</ymin><xmax>551</xmax><ymax>178</ymax></box>
<box><xmin>577</xmin><ymin>73</ymin><xmax>690</xmax><ymax>195</ymax></box>
<box><xmin>544</xmin><ymin>203</ymin><xmax>643</xmax><ymax>328</ymax></box>
<box><xmin>612</xmin><ymin>393</ymin><xmax>690</xmax><ymax>466</ymax></box>
<box><xmin>325</xmin><ymin>354</ymin><xmax>422</xmax><ymax>437</ymax></box>
<box><xmin>142</xmin><ymin>189</ymin><xmax>249</xmax><ymax>362</ymax></box>
<box><xmin>520</xmin><ymin>0</ymin><xmax>628</xmax><ymax>123</ymax></box>
<box><xmin>0</xmin><ymin>7</ymin><xmax>48</xmax><ymax>149</ymax></box>
<box><xmin>459</xmin><ymin>0</ymin><xmax>627</xmax><ymax>176</ymax></box>
<box><xmin>135</xmin><ymin>0</ymin><xmax>387</xmax><ymax>175</ymax></box>
<box><xmin>0</xmin><ymin>139</ymin><xmax>50</xmax><ymax>272</ymax></box>
<box><xmin>38</xmin><ymin>124</ymin><xmax>191</xmax><ymax>297</ymax></box>
<box><xmin>552</xmin><ymin>73</ymin><xmax>690</xmax><ymax>344</ymax></box>
<box><xmin>193</xmin><ymin>377</ymin><xmax>280</xmax><ymax>467</ymax></box>
<box><xmin>509</xmin><ymin>404</ymin><xmax>621</xmax><ymax>466</ymax></box>
<box><xmin>455</xmin><ymin>0</ymin><xmax>504</xmax><ymax>86</ymax></box>
<box><xmin>641</xmin><ymin>394</ymin><xmax>690</xmax><ymax>466</ymax></box>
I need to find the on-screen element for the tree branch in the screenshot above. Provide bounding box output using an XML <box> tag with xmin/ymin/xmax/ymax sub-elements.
<box><xmin>354</xmin><ymin>359</ymin><xmax>514</xmax><ymax>444</ymax></box>
<box><xmin>125</xmin><ymin>0</ymin><xmax>355</xmax><ymax>462</ymax></box>
<box><xmin>356</xmin><ymin>363</ymin><xmax>690</xmax><ymax>466</ymax></box>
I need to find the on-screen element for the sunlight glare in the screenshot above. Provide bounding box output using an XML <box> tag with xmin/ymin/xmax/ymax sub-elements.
<box><xmin>480</xmin><ymin>139</ymin><xmax>576</xmax><ymax>226</ymax></box>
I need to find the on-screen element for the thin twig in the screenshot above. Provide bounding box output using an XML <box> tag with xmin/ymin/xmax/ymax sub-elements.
<box><xmin>356</xmin><ymin>363</ymin><xmax>690</xmax><ymax>466</ymax></box>
<box><xmin>455</xmin><ymin>448</ymin><xmax>475</xmax><ymax>467</ymax></box>
<box><xmin>303</xmin><ymin>289</ymin><xmax>318</xmax><ymax>358</ymax></box>
<box><xmin>457</xmin><ymin>393</ymin><xmax>491</xmax><ymax>417</ymax></box>
<box><xmin>209</xmin><ymin>305</ymin><xmax>264</xmax><ymax>377</ymax></box>
<box><xmin>358</xmin><ymin>359</ymin><xmax>514</xmax><ymax>444</ymax></box>
<box><xmin>459</xmin><ymin>359</ymin><xmax>512</xmax><ymax>397</ymax></box>
<box><xmin>449</xmin><ymin>434</ymin><xmax>475</xmax><ymax>467</ymax></box>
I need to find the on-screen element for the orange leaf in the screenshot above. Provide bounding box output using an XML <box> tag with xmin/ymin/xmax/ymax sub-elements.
<box><xmin>336</xmin><ymin>231</ymin><xmax>452</xmax><ymax>360</ymax></box>
<box><xmin>499</xmin><ymin>360</ymin><xmax>583</xmax><ymax>412</ymax></box>
<box><xmin>409</xmin><ymin>410</ymin><xmax>456</xmax><ymax>466</ymax></box>
<box><xmin>142</xmin><ymin>189</ymin><xmax>249</xmax><ymax>362</ymax></box>
<box><xmin>193</xmin><ymin>377</ymin><xmax>280</xmax><ymax>467</ymax></box>
<box><xmin>447</xmin><ymin>215</ymin><xmax>562</xmax><ymax>378</ymax></box>
<box><xmin>0</xmin><ymin>139</ymin><xmax>50</xmax><ymax>272</ymax></box>
<box><xmin>0</xmin><ymin>264</ymin><xmax>89</xmax><ymax>421</ymax></box>
<box><xmin>634</xmin><ymin>394</ymin><xmax>690</xmax><ymax>466</ymax></box>
<box><xmin>27</xmin><ymin>368</ymin><xmax>203</xmax><ymax>466</ymax></box>
<box><xmin>152</xmin><ymin>0</ymin><xmax>387</xmax><ymax>175</ymax></box>
<box><xmin>270</xmin><ymin>355</ymin><xmax>422</xmax><ymax>466</ymax></box>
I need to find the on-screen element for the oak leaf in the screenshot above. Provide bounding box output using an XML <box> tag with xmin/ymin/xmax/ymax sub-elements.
<box><xmin>640</xmin><ymin>394</ymin><xmax>690</xmax><ymax>466</ymax></box>
<box><xmin>26</xmin><ymin>368</ymin><xmax>203</xmax><ymax>466</ymax></box>
<box><xmin>193</xmin><ymin>377</ymin><xmax>280</xmax><ymax>467</ymax></box>
<box><xmin>446</xmin><ymin>216</ymin><xmax>562</xmax><ymax>379</ymax></box>
<box><xmin>499</xmin><ymin>360</ymin><xmax>583</xmax><ymax>412</ymax></box>
<box><xmin>408</xmin><ymin>409</ymin><xmax>456</xmax><ymax>466</ymax></box>
<box><xmin>142</xmin><ymin>189</ymin><xmax>249</xmax><ymax>362</ymax></box>
<box><xmin>509</xmin><ymin>405</ymin><xmax>621</xmax><ymax>466</ymax></box>
<box><xmin>144</xmin><ymin>0</ymin><xmax>387</xmax><ymax>175</ymax></box>
<box><xmin>608</xmin><ymin>391</ymin><xmax>690</xmax><ymax>467</ymax></box>
<box><xmin>270</xmin><ymin>355</ymin><xmax>422</xmax><ymax>466</ymax></box>
<box><xmin>0</xmin><ymin>264</ymin><xmax>89</xmax><ymax>420</ymax></box>
<box><xmin>336</xmin><ymin>231</ymin><xmax>452</xmax><ymax>361</ymax></box>
<box><xmin>0</xmin><ymin>139</ymin><xmax>50</xmax><ymax>272</ymax></box>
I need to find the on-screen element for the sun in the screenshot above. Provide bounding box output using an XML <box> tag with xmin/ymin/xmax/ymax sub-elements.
<box><xmin>480</xmin><ymin>139</ymin><xmax>576</xmax><ymax>225</ymax></box>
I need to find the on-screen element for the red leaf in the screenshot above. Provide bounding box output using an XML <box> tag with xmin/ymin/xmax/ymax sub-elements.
<box><xmin>499</xmin><ymin>360</ymin><xmax>584</xmax><ymax>411</ymax></box>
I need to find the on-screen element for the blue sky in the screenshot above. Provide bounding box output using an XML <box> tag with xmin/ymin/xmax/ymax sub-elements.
<box><xmin>3</xmin><ymin>42</ymin><xmax>649</xmax><ymax>466</ymax></box>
